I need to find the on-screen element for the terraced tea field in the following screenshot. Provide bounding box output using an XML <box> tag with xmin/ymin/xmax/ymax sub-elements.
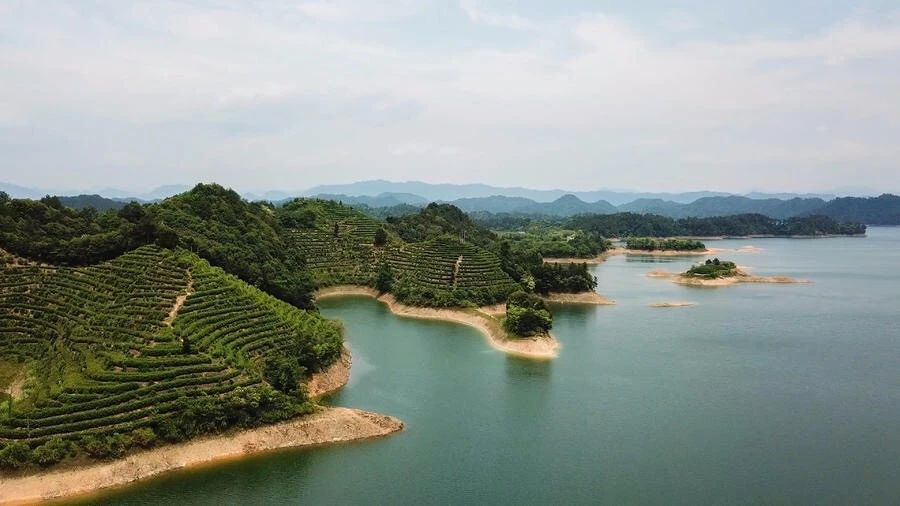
<box><xmin>0</xmin><ymin>246</ymin><xmax>340</xmax><ymax>450</ymax></box>
<box><xmin>386</xmin><ymin>237</ymin><xmax>520</xmax><ymax>304</ymax></box>
<box><xmin>283</xmin><ymin>201</ymin><xmax>520</xmax><ymax>305</ymax></box>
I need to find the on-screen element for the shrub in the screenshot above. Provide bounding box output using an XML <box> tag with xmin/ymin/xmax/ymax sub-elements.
<box><xmin>79</xmin><ymin>434</ymin><xmax>129</xmax><ymax>459</ymax></box>
<box><xmin>131</xmin><ymin>427</ymin><xmax>157</xmax><ymax>448</ymax></box>
<box><xmin>375</xmin><ymin>263</ymin><xmax>393</xmax><ymax>293</ymax></box>
<box><xmin>32</xmin><ymin>437</ymin><xmax>75</xmax><ymax>466</ymax></box>
<box><xmin>0</xmin><ymin>441</ymin><xmax>33</xmax><ymax>470</ymax></box>
<box><xmin>373</xmin><ymin>227</ymin><xmax>387</xmax><ymax>247</ymax></box>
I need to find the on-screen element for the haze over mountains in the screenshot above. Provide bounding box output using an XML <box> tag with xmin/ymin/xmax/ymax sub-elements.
<box><xmin>2</xmin><ymin>180</ymin><xmax>898</xmax><ymax>224</ymax></box>
<box><xmin>0</xmin><ymin>179</ymin><xmax>851</xmax><ymax>204</ymax></box>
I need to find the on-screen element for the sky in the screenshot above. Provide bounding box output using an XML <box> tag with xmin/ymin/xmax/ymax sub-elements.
<box><xmin>1</xmin><ymin>0</ymin><xmax>899</xmax><ymax>195</ymax></box>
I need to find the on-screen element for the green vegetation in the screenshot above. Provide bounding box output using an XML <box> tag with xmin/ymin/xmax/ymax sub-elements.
<box><xmin>683</xmin><ymin>258</ymin><xmax>739</xmax><ymax>279</ymax></box>
<box><xmin>0</xmin><ymin>185</ymin><xmax>315</xmax><ymax>309</ymax></box>
<box><xmin>281</xmin><ymin>198</ymin><xmax>386</xmax><ymax>288</ymax></box>
<box><xmin>500</xmin><ymin>227</ymin><xmax>610</xmax><ymax>259</ymax></box>
<box><xmin>814</xmin><ymin>194</ymin><xmax>900</xmax><ymax>225</ymax></box>
<box><xmin>528</xmin><ymin>263</ymin><xmax>598</xmax><ymax>294</ymax></box>
<box><xmin>388</xmin><ymin>237</ymin><xmax>520</xmax><ymax>306</ymax></box>
<box><xmin>569</xmin><ymin>213</ymin><xmax>866</xmax><ymax>237</ymax></box>
<box><xmin>282</xmin><ymin>200</ymin><xmax>522</xmax><ymax>307</ymax></box>
<box><xmin>474</xmin><ymin>210</ymin><xmax>866</xmax><ymax>237</ymax></box>
<box><xmin>625</xmin><ymin>237</ymin><xmax>706</xmax><ymax>251</ymax></box>
<box><xmin>0</xmin><ymin>245</ymin><xmax>340</xmax><ymax>471</ymax></box>
<box><xmin>504</xmin><ymin>291</ymin><xmax>552</xmax><ymax>337</ymax></box>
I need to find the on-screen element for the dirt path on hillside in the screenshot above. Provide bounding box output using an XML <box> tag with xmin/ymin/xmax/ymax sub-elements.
<box><xmin>163</xmin><ymin>271</ymin><xmax>194</xmax><ymax>326</ymax></box>
<box><xmin>452</xmin><ymin>255</ymin><xmax>463</xmax><ymax>287</ymax></box>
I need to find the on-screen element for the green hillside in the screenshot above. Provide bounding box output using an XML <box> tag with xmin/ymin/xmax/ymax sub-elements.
<box><xmin>280</xmin><ymin>199</ymin><xmax>521</xmax><ymax>306</ymax></box>
<box><xmin>0</xmin><ymin>245</ymin><xmax>340</xmax><ymax>469</ymax></box>
<box><xmin>387</xmin><ymin>237</ymin><xmax>520</xmax><ymax>306</ymax></box>
<box><xmin>281</xmin><ymin>199</ymin><xmax>385</xmax><ymax>287</ymax></box>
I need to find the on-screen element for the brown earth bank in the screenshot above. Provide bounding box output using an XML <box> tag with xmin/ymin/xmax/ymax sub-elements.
<box><xmin>306</xmin><ymin>346</ymin><xmax>352</xmax><ymax>399</ymax></box>
<box><xmin>646</xmin><ymin>269</ymin><xmax>809</xmax><ymax>287</ymax></box>
<box><xmin>0</xmin><ymin>407</ymin><xmax>403</xmax><ymax>505</ymax></box>
<box><xmin>314</xmin><ymin>286</ymin><xmax>560</xmax><ymax>360</ymax></box>
<box><xmin>541</xmin><ymin>292</ymin><xmax>615</xmax><ymax>305</ymax></box>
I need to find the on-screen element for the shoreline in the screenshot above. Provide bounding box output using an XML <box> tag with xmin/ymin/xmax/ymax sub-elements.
<box><xmin>0</xmin><ymin>407</ymin><xmax>403</xmax><ymax>505</ymax></box>
<box><xmin>0</xmin><ymin>347</ymin><xmax>400</xmax><ymax>505</ymax></box>
<box><xmin>306</xmin><ymin>346</ymin><xmax>352</xmax><ymax>399</ymax></box>
<box><xmin>649</xmin><ymin>301</ymin><xmax>696</xmax><ymax>308</ymax></box>
<box><xmin>544</xmin><ymin>244</ymin><xmax>772</xmax><ymax>264</ymax></box>
<box><xmin>314</xmin><ymin>286</ymin><xmax>560</xmax><ymax>360</ymax></box>
<box><xmin>542</xmin><ymin>291</ymin><xmax>615</xmax><ymax>305</ymax></box>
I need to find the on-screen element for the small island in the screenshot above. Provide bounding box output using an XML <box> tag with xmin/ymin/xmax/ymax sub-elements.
<box><xmin>647</xmin><ymin>258</ymin><xmax>808</xmax><ymax>286</ymax></box>
<box><xmin>617</xmin><ymin>237</ymin><xmax>712</xmax><ymax>257</ymax></box>
<box><xmin>684</xmin><ymin>257</ymin><xmax>739</xmax><ymax>278</ymax></box>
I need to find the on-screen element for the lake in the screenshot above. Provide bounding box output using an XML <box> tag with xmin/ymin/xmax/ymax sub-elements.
<box><xmin>86</xmin><ymin>227</ymin><xmax>900</xmax><ymax>505</ymax></box>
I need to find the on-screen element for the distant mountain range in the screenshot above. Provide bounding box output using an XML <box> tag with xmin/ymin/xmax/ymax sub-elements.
<box><xmin>306</xmin><ymin>192</ymin><xmax>428</xmax><ymax>208</ymax></box>
<box><xmin>0</xmin><ymin>182</ymin><xmax>193</xmax><ymax>202</ymax></box>
<box><xmin>316</xmin><ymin>191</ymin><xmax>899</xmax><ymax>224</ymax></box>
<box><xmin>301</xmin><ymin>179</ymin><xmax>840</xmax><ymax>205</ymax></box>
<box><xmin>4</xmin><ymin>180</ymin><xmax>898</xmax><ymax>224</ymax></box>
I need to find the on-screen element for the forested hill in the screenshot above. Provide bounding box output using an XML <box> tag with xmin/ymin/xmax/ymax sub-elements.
<box><xmin>810</xmin><ymin>194</ymin><xmax>900</xmax><ymax>225</ymax></box>
<box><xmin>0</xmin><ymin>188</ymin><xmax>567</xmax><ymax>310</ymax></box>
<box><xmin>566</xmin><ymin>213</ymin><xmax>865</xmax><ymax>237</ymax></box>
<box><xmin>0</xmin><ymin>185</ymin><xmax>315</xmax><ymax>309</ymax></box>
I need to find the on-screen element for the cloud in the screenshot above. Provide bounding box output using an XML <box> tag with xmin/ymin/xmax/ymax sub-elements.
<box><xmin>459</xmin><ymin>1</ymin><xmax>537</xmax><ymax>31</ymax></box>
<box><xmin>295</xmin><ymin>2</ymin><xmax>347</xmax><ymax>21</ymax></box>
<box><xmin>0</xmin><ymin>1</ymin><xmax>898</xmax><ymax>193</ymax></box>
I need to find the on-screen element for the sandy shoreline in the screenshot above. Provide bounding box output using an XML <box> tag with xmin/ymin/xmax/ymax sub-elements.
<box><xmin>314</xmin><ymin>286</ymin><xmax>560</xmax><ymax>360</ymax></box>
<box><xmin>0</xmin><ymin>407</ymin><xmax>402</xmax><ymax>505</ymax></box>
<box><xmin>544</xmin><ymin>247</ymin><xmax>714</xmax><ymax>264</ymax></box>
<box><xmin>647</xmin><ymin>269</ymin><xmax>808</xmax><ymax>287</ymax></box>
<box><xmin>542</xmin><ymin>291</ymin><xmax>615</xmax><ymax>305</ymax></box>
<box><xmin>649</xmin><ymin>301</ymin><xmax>696</xmax><ymax>308</ymax></box>
<box><xmin>0</xmin><ymin>344</ymin><xmax>398</xmax><ymax>505</ymax></box>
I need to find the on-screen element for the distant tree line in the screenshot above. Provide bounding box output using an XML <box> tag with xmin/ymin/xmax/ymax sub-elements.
<box><xmin>568</xmin><ymin>213</ymin><xmax>865</xmax><ymax>237</ymax></box>
<box><xmin>625</xmin><ymin>237</ymin><xmax>706</xmax><ymax>251</ymax></box>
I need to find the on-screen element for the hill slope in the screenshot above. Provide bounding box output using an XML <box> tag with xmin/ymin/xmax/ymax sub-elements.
<box><xmin>0</xmin><ymin>246</ymin><xmax>341</xmax><ymax>467</ymax></box>
<box><xmin>811</xmin><ymin>194</ymin><xmax>900</xmax><ymax>225</ymax></box>
<box><xmin>280</xmin><ymin>200</ymin><xmax>521</xmax><ymax>306</ymax></box>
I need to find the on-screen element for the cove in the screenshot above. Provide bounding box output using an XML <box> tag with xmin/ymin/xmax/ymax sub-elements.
<box><xmin>82</xmin><ymin>228</ymin><xmax>900</xmax><ymax>505</ymax></box>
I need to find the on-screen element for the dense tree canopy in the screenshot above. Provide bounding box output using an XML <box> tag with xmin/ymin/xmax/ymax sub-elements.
<box><xmin>0</xmin><ymin>184</ymin><xmax>316</xmax><ymax>309</ymax></box>
<box><xmin>504</xmin><ymin>291</ymin><xmax>552</xmax><ymax>337</ymax></box>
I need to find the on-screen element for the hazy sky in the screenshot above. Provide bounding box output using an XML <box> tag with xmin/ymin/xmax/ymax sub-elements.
<box><xmin>1</xmin><ymin>1</ymin><xmax>899</xmax><ymax>194</ymax></box>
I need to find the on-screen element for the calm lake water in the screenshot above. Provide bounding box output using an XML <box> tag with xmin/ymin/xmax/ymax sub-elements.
<box><xmin>85</xmin><ymin>228</ymin><xmax>900</xmax><ymax>505</ymax></box>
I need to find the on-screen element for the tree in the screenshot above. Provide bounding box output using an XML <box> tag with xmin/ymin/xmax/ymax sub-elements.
<box><xmin>264</xmin><ymin>357</ymin><xmax>305</xmax><ymax>394</ymax></box>
<box><xmin>373</xmin><ymin>227</ymin><xmax>388</xmax><ymax>247</ymax></box>
<box><xmin>182</xmin><ymin>335</ymin><xmax>192</xmax><ymax>354</ymax></box>
<box><xmin>333</xmin><ymin>222</ymin><xmax>340</xmax><ymax>237</ymax></box>
<box><xmin>0</xmin><ymin>442</ymin><xmax>33</xmax><ymax>469</ymax></box>
<box><xmin>504</xmin><ymin>291</ymin><xmax>552</xmax><ymax>337</ymax></box>
<box><xmin>375</xmin><ymin>263</ymin><xmax>394</xmax><ymax>293</ymax></box>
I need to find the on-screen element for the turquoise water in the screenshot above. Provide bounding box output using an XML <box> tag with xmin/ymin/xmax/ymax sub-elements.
<box><xmin>89</xmin><ymin>228</ymin><xmax>900</xmax><ymax>505</ymax></box>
